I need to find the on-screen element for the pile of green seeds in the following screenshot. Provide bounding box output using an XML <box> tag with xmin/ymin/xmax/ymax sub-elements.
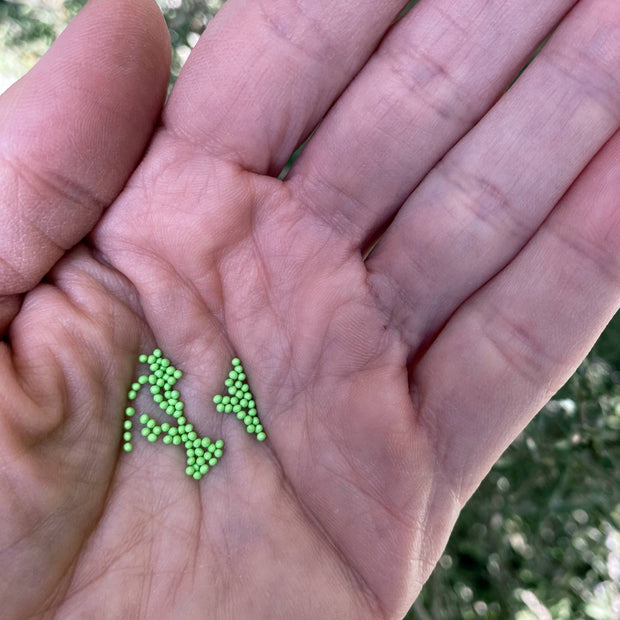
<box><xmin>122</xmin><ymin>350</ymin><xmax>264</xmax><ymax>481</ymax></box>
<box><xmin>213</xmin><ymin>357</ymin><xmax>266</xmax><ymax>441</ymax></box>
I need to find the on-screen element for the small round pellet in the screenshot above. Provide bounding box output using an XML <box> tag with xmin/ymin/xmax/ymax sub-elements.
<box><xmin>123</xmin><ymin>442</ymin><xmax>133</xmax><ymax>452</ymax></box>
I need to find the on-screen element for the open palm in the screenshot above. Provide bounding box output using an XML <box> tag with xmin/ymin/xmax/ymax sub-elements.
<box><xmin>2</xmin><ymin>0</ymin><xmax>619</xmax><ymax>617</ymax></box>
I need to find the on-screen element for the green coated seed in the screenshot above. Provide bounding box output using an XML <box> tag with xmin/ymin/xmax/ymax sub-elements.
<box><xmin>228</xmin><ymin>386</ymin><xmax>236</xmax><ymax>395</ymax></box>
<box><xmin>154</xmin><ymin>394</ymin><xmax>164</xmax><ymax>404</ymax></box>
<box><xmin>246</xmin><ymin>425</ymin><xmax>255</xmax><ymax>433</ymax></box>
<box><xmin>185</xmin><ymin>424</ymin><xmax>193</xmax><ymax>433</ymax></box>
<box><xmin>181</xmin><ymin>434</ymin><xmax>188</xmax><ymax>442</ymax></box>
<box><xmin>153</xmin><ymin>349</ymin><xmax>162</xmax><ymax>358</ymax></box>
<box><xmin>131</xmin><ymin>382</ymin><xmax>141</xmax><ymax>391</ymax></box>
<box><xmin>174</xmin><ymin>370</ymin><xmax>182</xmax><ymax>379</ymax></box>
<box><xmin>234</xmin><ymin>380</ymin><xmax>243</xmax><ymax>389</ymax></box>
<box><xmin>173</xmin><ymin>436</ymin><xmax>182</xmax><ymax>445</ymax></box>
<box><xmin>235</xmin><ymin>390</ymin><xmax>244</xmax><ymax>399</ymax></box>
<box><xmin>196</xmin><ymin>456</ymin><xmax>205</xmax><ymax>466</ymax></box>
<box><xmin>147</xmin><ymin>355</ymin><xmax>155</xmax><ymax>364</ymax></box>
<box><xmin>248</xmin><ymin>408</ymin><xmax>257</xmax><ymax>416</ymax></box>
<box><xmin>146</xmin><ymin>419</ymin><xmax>156</xmax><ymax>429</ymax></box>
<box><xmin>123</xmin><ymin>442</ymin><xmax>133</xmax><ymax>452</ymax></box>
<box><xmin>124</xmin><ymin>420</ymin><xmax>132</xmax><ymax>430</ymax></box>
<box><xmin>239</xmin><ymin>399</ymin><xmax>248</xmax><ymax>408</ymax></box>
<box><xmin>166</xmin><ymin>405</ymin><xmax>176</xmax><ymax>415</ymax></box>
<box><xmin>150</xmin><ymin>385</ymin><xmax>160</xmax><ymax>394</ymax></box>
<box><xmin>255</xmin><ymin>424</ymin><xmax>263</xmax><ymax>433</ymax></box>
<box><xmin>214</xmin><ymin>448</ymin><xmax>223</xmax><ymax>458</ymax></box>
<box><xmin>159</xmin><ymin>401</ymin><xmax>168</xmax><ymax>410</ymax></box>
<box><xmin>188</xmin><ymin>431</ymin><xmax>197</xmax><ymax>441</ymax></box>
<box><xmin>177</xmin><ymin>416</ymin><xmax>186</xmax><ymax>425</ymax></box>
<box><xmin>163</xmin><ymin>435</ymin><xmax>172</xmax><ymax>444</ymax></box>
<box><xmin>241</xmin><ymin>384</ymin><xmax>250</xmax><ymax>393</ymax></box>
<box><xmin>161</xmin><ymin>422</ymin><xmax>170</xmax><ymax>432</ymax></box>
<box><xmin>216</xmin><ymin>404</ymin><xmax>225</xmax><ymax>413</ymax></box>
<box><xmin>187</xmin><ymin>457</ymin><xmax>195</xmax><ymax>465</ymax></box>
<box><xmin>148</xmin><ymin>375</ymin><xmax>157</xmax><ymax>384</ymax></box>
<box><xmin>209</xmin><ymin>457</ymin><xmax>218</xmax><ymax>466</ymax></box>
<box><xmin>215</xmin><ymin>439</ymin><xmax>224</xmax><ymax>449</ymax></box>
<box><xmin>224</xmin><ymin>404</ymin><xmax>233</xmax><ymax>413</ymax></box>
<box><xmin>236</xmin><ymin>411</ymin><xmax>245</xmax><ymax>420</ymax></box>
<box><xmin>156</xmin><ymin>378</ymin><xmax>165</xmax><ymax>387</ymax></box>
<box><xmin>139</xmin><ymin>354</ymin><xmax>148</xmax><ymax>363</ymax></box>
<box><xmin>208</xmin><ymin>444</ymin><xmax>216</xmax><ymax>453</ymax></box>
<box><xmin>202</xmin><ymin>437</ymin><xmax>211</xmax><ymax>447</ymax></box>
<box><xmin>186</xmin><ymin>466</ymin><xmax>194</xmax><ymax>476</ymax></box>
<box><xmin>168</xmin><ymin>427</ymin><xmax>178</xmax><ymax>436</ymax></box>
<box><xmin>175</xmin><ymin>402</ymin><xmax>184</xmax><ymax>410</ymax></box>
<box><xmin>160</xmin><ymin>358</ymin><xmax>170</xmax><ymax>368</ymax></box>
<box><xmin>126</xmin><ymin>406</ymin><xmax>135</xmax><ymax>417</ymax></box>
<box><xmin>233</xmin><ymin>404</ymin><xmax>241</xmax><ymax>413</ymax></box>
<box><xmin>200</xmin><ymin>464</ymin><xmax>209</xmax><ymax>474</ymax></box>
<box><xmin>147</xmin><ymin>433</ymin><xmax>157</xmax><ymax>442</ymax></box>
<box><xmin>213</xmin><ymin>394</ymin><xmax>223</xmax><ymax>404</ymax></box>
<box><xmin>243</xmin><ymin>415</ymin><xmax>253</xmax><ymax>425</ymax></box>
<box><xmin>229</xmin><ymin>370</ymin><xmax>238</xmax><ymax>380</ymax></box>
<box><xmin>128</xmin><ymin>390</ymin><xmax>137</xmax><ymax>400</ymax></box>
<box><xmin>224</xmin><ymin>378</ymin><xmax>234</xmax><ymax>387</ymax></box>
<box><xmin>230</xmin><ymin>396</ymin><xmax>239</xmax><ymax>405</ymax></box>
<box><xmin>138</xmin><ymin>375</ymin><xmax>148</xmax><ymax>384</ymax></box>
<box><xmin>123</xmin><ymin>431</ymin><xmax>132</xmax><ymax>441</ymax></box>
<box><xmin>170</xmin><ymin>390</ymin><xmax>179</xmax><ymax>399</ymax></box>
<box><xmin>153</xmin><ymin>427</ymin><xmax>162</xmax><ymax>436</ymax></box>
<box><xmin>232</xmin><ymin>357</ymin><xmax>241</xmax><ymax>366</ymax></box>
<box><xmin>257</xmin><ymin>432</ymin><xmax>266</xmax><ymax>441</ymax></box>
<box><xmin>253</xmin><ymin>416</ymin><xmax>260</xmax><ymax>425</ymax></box>
<box><xmin>192</xmin><ymin>439</ymin><xmax>201</xmax><ymax>448</ymax></box>
<box><xmin>141</xmin><ymin>427</ymin><xmax>149</xmax><ymax>437</ymax></box>
<box><xmin>248</xmin><ymin>400</ymin><xmax>255</xmax><ymax>408</ymax></box>
<box><xmin>238</xmin><ymin>372</ymin><xmax>246</xmax><ymax>381</ymax></box>
<box><xmin>193</xmin><ymin>472</ymin><xmax>202</xmax><ymax>480</ymax></box>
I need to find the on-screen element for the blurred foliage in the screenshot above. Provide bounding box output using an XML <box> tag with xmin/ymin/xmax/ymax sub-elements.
<box><xmin>2</xmin><ymin>2</ymin><xmax>619</xmax><ymax>619</ymax></box>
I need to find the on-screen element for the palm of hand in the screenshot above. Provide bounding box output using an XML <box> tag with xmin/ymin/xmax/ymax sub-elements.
<box><xmin>2</xmin><ymin>0</ymin><xmax>620</xmax><ymax>618</ymax></box>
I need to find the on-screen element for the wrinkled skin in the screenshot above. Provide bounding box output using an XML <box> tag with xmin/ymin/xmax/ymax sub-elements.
<box><xmin>1</xmin><ymin>0</ymin><xmax>619</xmax><ymax>617</ymax></box>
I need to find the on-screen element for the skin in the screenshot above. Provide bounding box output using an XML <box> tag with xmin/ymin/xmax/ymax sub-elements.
<box><xmin>0</xmin><ymin>0</ymin><xmax>619</xmax><ymax>617</ymax></box>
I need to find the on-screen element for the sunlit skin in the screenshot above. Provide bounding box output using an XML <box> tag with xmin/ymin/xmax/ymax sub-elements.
<box><xmin>1</xmin><ymin>0</ymin><xmax>619</xmax><ymax>617</ymax></box>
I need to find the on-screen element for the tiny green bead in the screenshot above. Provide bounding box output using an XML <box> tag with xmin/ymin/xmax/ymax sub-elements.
<box><xmin>153</xmin><ymin>348</ymin><xmax>162</xmax><ymax>358</ymax></box>
<box><xmin>233</xmin><ymin>405</ymin><xmax>241</xmax><ymax>413</ymax></box>
<box><xmin>188</xmin><ymin>431</ymin><xmax>197</xmax><ymax>441</ymax></box>
<box><xmin>166</xmin><ymin>366</ymin><xmax>175</xmax><ymax>375</ymax></box>
<box><xmin>195</xmin><ymin>447</ymin><xmax>204</xmax><ymax>457</ymax></box>
<box><xmin>235</xmin><ymin>390</ymin><xmax>243</xmax><ymax>399</ymax></box>
<box><xmin>159</xmin><ymin>401</ymin><xmax>168</xmax><ymax>410</ymax></box>
<box><xmin>238</xmin><ymin>372</ymin><xmax>246</xmax><ymax>381</ymax></box>
<box><xmin>193</xmin><ymin>472</ymin><xmax>202</xmax><ymax>480</ymax></box>
<box><xmin>185</xmin><ymin>440</ymin><xmax>193</xmax><ymax>449</ymax></box>
<box><xmin>146</xmin><ymin>418</ymin><xmax>156</xmax><ymax>429</ymax></box>
<box><xmin>230</xmin><ymin>396</ymin><xmax>238</xmax><ymax>405</ymax></box>
<box><xmin>253</xmin><ymin>416</ymin><xmax>260</xmax><ymax>425</ymax></box>
<box><xmin>193</xmin><ymin>439</ymin><xmax>201</xmax><ymax>448</ymax></box>
<box><xmin>163</xmin><ymin>435</ymin><xmax>172</xmax><ymax>444</ymax></box>
<box><xmin>215</xmin><ymin>440</ymin><xmax>224</xmax><ymax>449</ymax></box>
<box><xmin>123</xmin><ymin>442</ymin><xmax>133</xmax><ymax>452</ymax></box>
<box><xmin>139</xmin><ymin>354</ymin><xmax>148</xmax><ymax>363</ymax></box>
<box><xmin>173</xmin><ymin>436</ymin><xmax>182</xmax><ymax>445</ymax></box>
<box><xmin>241</xmin><ymin>384</ymin><xmax>250</xmax><ymax>393</ymax></box>
<box><xmin>170</xmin><ymin>390</ymin><xmax>179</xmax><ymax>399</ymax></box>
<box><xmin>164</xmin><ymin>390</ymin><xmax>171</xmax><ymax>399</ymax></box>
<box><xmin>147</xmin><ymin>355</ymin><xmax>156</xmax><ymax>364</ymax></box>
<box><xmin>200</xmin><ymin>464</ymin><xmax>209</xmax><ymax>474</ymax></box>
<box><xmin>234</xmin><ymin>380</ymin><xmax>243</xmax><ymax>389</ymax></box>
<box><xmin>178</xmin><ymin>425</ymin><xmax>186</xmax><ymax>435</ymax></box>
<box><xmin>161</xmin><ymin>422</ymin><xmax>170</xmax><ymax>432</ymax></box>
<box><xmin>248</xmin><ymin>408</ymin><xmax>257</xmax><ymax>416</ymax></box>
<box><xmin>222</xmin><ymin>396</ymin><xmax>231</xmax><ymax>405</ymax></box>
<box><xmin>124</xmin><ymin>420</ymin><xmax>132</xmax><ymax>430</ymax></box>
<box><xmin>187</xmin><ymin>457</ymin><xmax>195</xmax><ymax>466</ymax></box>
<box><xmin>153</xmin><ymin>427</ymin><xmax>162</xmax><ymax>436</ymax></box>
<box><xmin>150</xmin><ymin>385</ymin><xmax>160</xmax><ymax>394</ymax></box>
<box><xmin>227</xmin><ymin>387</ymin><xmax>236</xmax><ymax>395</ymax></box>
<box><xmin>248</xmin><ymin>400</ymin><xmax>255</xmax><ymax>408</ymax></box>
<box><xmin>127</xmin><ymin>390</ymin><xmax>137</xmax><ymax>400</ymax></box>
<box><xmin>131</xmin><ymin>382</ymin><xmax>141</xmax><ymax>391</ymax></box>
<box><xmin>224</xmin><ymin>404</ymin><xmax>233</xmax><ymax>413</ymax></box>
<box><xmin>243</xmin><ymin>415</ymin><xmax>253</xmax><ymax>425</ymax></box>
<box><xmin>247</xmin><ymin>425</ymin><xmax>255</xmax><ymax>433</ymax></box>
<box><xmin>148</xmin><ymin>375</ymin><xmax>157</xmax><ymax>384</ymax></box>
<box><xmin>168</xmin><ymin>427</ymin><xmax>178</xmax><ymax>436</ymax></box>
<box><xmin>174</xmin><ymin>369</ymin><xmax>183</xmax><ymax>379</ymax></box>
<box><xmin>201</xmin><ymin>437</ymin><xmax>211</xmax><ymax>447</ymax></box>
<box><xmin>149</xmin><ymin>364</ymin><xmax>159</xmax><ymax>372</ymax></box>
<box><xmin>138</xmin><ymin>375</ymin><xmax>148</xmax><ymax>384</ymax></box>
<box><xmin>154</xmin><ymin>395</ymin><xmax>164</xmax><ymax>404</ymax></box>
<box><xmin>214</xmin><ymin>448</ymin><xmax>223</xmax><ymax>458</ymax></box>
<box><xmin>208</xmin><ymin>444</ymin><xmax>216</xmax><ymax>453</ymax></box>
<box><xmin>236</xmin><ymin>411</ymin><xmax>245</xmax><ymax>420</ymax></box>
<box><xmin>209</xmin><ymin>457</ymin><xmax>218</xmax><ymax>466</ymax></box>
<box><xmin>229</xmin><ymin>370</ymin><xmax>238</xmax><ymax>380</ymax></box>
<box><xmin>175</xmin><ymin>402</ymin><xmax>184</xmax><ymax>410</ymax></box>
<box><xmin>257</xmin><ymin>432</ymin><xmax>266</xmax><ymax>441</ymax></box>
<box><xmin>232</xmin><ymin>357</ymin><xmax>241</xmax><ymax>366</ymax></box>
<box><xmin>196</xmin><ymin>456</ymin><xmax>205</xmax><ymax>466</ymax></box>
<box><xmin>147</xmin><ymin>433</ymin><xmax>157</xmax><ymax>442</ymax></box>
<box><xmin>141</xmin><ymin>427</ymin><xmax>149</xmax><ymax>437</ymax></box>
<box><xmin>213</xmin><ymin>394</ymin><xmax>223</xmax><ymax>404</ymax></box>
<box><xmin>216</xmin><ymin>404</ymin><xmax>225</xmax><ymax>413</ymax></box>
<box><xmin>166</xmin><ymin>405</ymin><xmax>176</xmax><ymax>415</ymax></box>
<box><xmin>181</xmin><ymin>434</ymin><xmax>188</xmax><ymax>442</ymax></box>
<box><xmin>239</xmin><ymin>399</ymin><xmax>248</xmax><ymax>408</ymax></box>
<box><xmin>255</xmin><ymin>424</ymin><xmax>263</xmax><ymax>433</ymax></box>
<box><xmin>224</xmin><ymin>378</ymin><xmax>234</xmax><ymax>387</ymax></box>
<box><xmin>123</xmin><ymin>431</ymin><xmax>132</xmax><ymax>441</ymax></box>
<box><xmin>155</xmin><ymin>369</ymin><xmax>164</xmax><ymax>379</ymax></box>
<box><xmin>185</xmin><ymin>424</ymin><xmax>193</xmax><ymax>433</ymax></box>
<box><xmin>185</xmin><ymin>466</ymin><xmax>194</xmax><ymax>476</ymax></box>
<box><xmin>126</xmin><ymin>406</ymin><xmax>135</xmax><ymax>417</ymax></box>
<box><xmin>160</xmin><ymin>358</ymin><xmax>170</xmax><ymax>368</ymax></box>
<box><xmin>156</xmin><ymin>379</ymin><xmax>165</xmax><ymax>387</ymax></box>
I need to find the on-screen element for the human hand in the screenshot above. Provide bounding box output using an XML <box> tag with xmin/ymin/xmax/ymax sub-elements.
<box><xmin>1</xmin><ymin>0</ymin><xmax>619</xmax><ymax>617</ymax></box>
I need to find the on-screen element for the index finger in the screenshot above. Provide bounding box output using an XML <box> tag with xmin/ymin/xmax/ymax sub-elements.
<box><xmin>163</xmin><ymin>0</ymin><xmax>408</xmax><ymax>175</ymax></box>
